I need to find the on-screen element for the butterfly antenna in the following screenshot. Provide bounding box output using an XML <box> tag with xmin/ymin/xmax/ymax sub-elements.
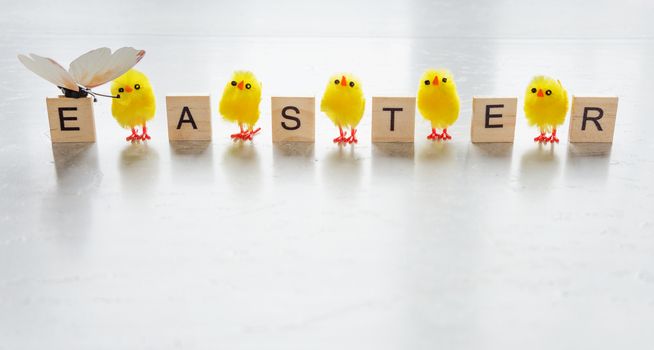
<box><xmin>83</xmin><ymin>88</ymin><xmax>119</xmax><ymax>102</ymax></box>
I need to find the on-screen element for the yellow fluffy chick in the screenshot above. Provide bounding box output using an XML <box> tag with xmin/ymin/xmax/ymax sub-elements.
<box><xmin>524</xmin><ymin>76</ymin><xmax>569</xmax><ymax>143</ymax></box>
<box><xmin>417</xmin><ymin>69</ymin><xmax>460</xmax><ymax>141</ymax></box>
<box><xmin>110</xmin><ymin>69</ymin><xmax>156</xmax><ymax>142</ymax></box>
<box><xmin>219</xmin><ymin>71</ymin><xmax>262</xmax><ymax>141</ymax></box>
<box><xmin>320</xmin><ymin>73</ymin><xmax>365</xmax><ymax>144</ymax></box>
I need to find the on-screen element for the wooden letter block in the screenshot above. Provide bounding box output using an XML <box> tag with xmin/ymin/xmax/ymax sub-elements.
<box><xmin>569</xmin><ymin>96</ymin><xmax>619</xmax><ymax>143</ymax></box>
<box><xmin>471</xmin><ymin>97</ymin><xmax>517</xmax><ymax>143</ymax></box>
<box><xmin>166</xmin><ymin>95</ymin><xmax>212</xmax><ymax>141</ymax></box>
<box><xmin>46</xmin><ymin>97</ymin><xmax>96</xmax><ymax>143</ymax></box>
<box><xmin>271</xmin><ymin>97</ymin><xmax>315</xmax><ymax>142</ymax></box>
<box><xmin>371</xmin><ymin>97</ymin><xmax>415</xmax><ymax>143</ymax></box>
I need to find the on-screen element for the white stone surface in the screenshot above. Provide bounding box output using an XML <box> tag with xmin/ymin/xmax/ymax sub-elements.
<box><xmin>1</xmin><ymin>1</ymin><xmax>653</xmax><ymax>349</ymax></box>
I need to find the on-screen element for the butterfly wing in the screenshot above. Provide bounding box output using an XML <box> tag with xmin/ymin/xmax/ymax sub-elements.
<box><xmin>17</xmin><ymin>53</ymin><xmax>79</xmax><ymax>91</ymax></box>
<box><xmin>67</xmin><ymin>47</ymin><xmax>112</xmax><ymax>87</ymax></box>
<box><xmin>69</xmin><ymin>47</ymin><xmax>145</xmax><ymax>88</ymax></box>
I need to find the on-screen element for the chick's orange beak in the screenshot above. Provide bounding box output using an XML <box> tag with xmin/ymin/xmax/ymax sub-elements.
<box><xmin>432</xmin><ymin>76</ymin><xmax>439</xmax><ymax>86</ymax></box>
<box><xmin>237</xmin><ymin>81</ymin><xmax>244</xmax><ymax>90</ymax></box>
<box><xmin>341</xmin><ymin>76</ymin><xmax>347</xmax><ymax>87</ymax></box>
<box><xmin>125</xmin><ymin>86</ymin><xmax>133</xmax><ymax>93</ymax></box>
<box><xmin>537</xmin><ymin>89</ymin><xmax>544</xmax><ymax>97</ymax></box>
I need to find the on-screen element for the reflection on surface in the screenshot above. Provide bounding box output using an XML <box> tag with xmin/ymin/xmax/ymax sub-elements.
<box><xmin>470</xmin><ymin>143</ymin><xmax>514</xmax><ymax>158</ymax></box>
<box><xmin>222</xmin><ymin>142</ymin><xmax>262</xmax><ymax>194</ymax></box>
<box><xmin>564</xmin><ymin>143</ymin><xmax>612</xmax><ymax>184</ymax></box>
<box><xmin>273</xmin><ymin>142</ymin><xmax>315</xmax><ymax>158</ymax></box>
<box><xmin>170</xmin><ymin>141</ymin><xmax>214</xmax><ymax>185</ymax></box>
<box><xmin>372</xmin><ymin>143</ymin><xmax>414</xmax><ymax>159</ymax></box>
<box><xmin>321</xmin><ymin>146</ymin><xmax>365</xmax><ymax>190</ymax></box>
<box><xmin>46</xmin><ymin>143</ymin><xmax>101</xmax><ymax>236</ymax></box>
<box><xmin>169</xmin><ymin>140</ymin><xmax>211</xmax><ymax>156</ymax></box>
<box><xmin>567</xmin><ymin>143</ymin><xmax>613</xmax><ymax>157</ymax></box>
<box><xmin>416</xmin><ymin>141</ymin><xmax>455</xmax><ymax>162</ymax></box>
<box><xmin>119</xmin><ymin>143</ymin><xmax>160</xmax><ymax>193</ymax></box>
<box><xmin>51</xmin><ymin>143</ymin><xmax>101</xmax><ymax>190</ymax></box>
<box><xmin>518</xmin><ymin>144</ymin><xmax>561</xmax><ymax>190</ymax></box>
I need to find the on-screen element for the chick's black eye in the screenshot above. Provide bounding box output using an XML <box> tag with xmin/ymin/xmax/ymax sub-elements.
<box><xmin>531</xmin><ymin>88</ymin><xmax>537</xmax><ymax>93</ymax></box>
<box><xmin>546</xmin><ymin>90</ymin><xmax>552</xmax><ymax>95</ymax></box>
<box><xmin>334</xmin><ymin>79</ymin><xmax>340</xmax><ymax>85</ymax></box>
<box><xmin>134</xmin><ymin>84</ymin><xmax>140</xmax><ymax>90</ymax></box>
<box><xmin>349</xmin><ymin>81</ymin><xmax>355</xmax><ymax>87</ymax></box>
<box><xmin>442</xmin><ymin>78</ymin><xmax>447</xmax><ymax>83</ymax></box>
<box><xmin>231</xmin><ymin>81</ymin><xmax>237</xmax><ymax>86</ymax></box>
<box><xmin>245</xmin><ymin>83</ymin><xmax>251</xmax><ymax>89</ymax></box>
<box><xmin>118</xmin><ymin>88</ymin><xmax>124</xmax><ymax>93</ymax></box>
<box><xmin>424</xmin><ymin>80</ymin><xmax>430</xmax><ymax>85</ymax></box>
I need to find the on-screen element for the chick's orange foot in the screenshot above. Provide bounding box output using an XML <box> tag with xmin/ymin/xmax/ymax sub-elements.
<box><xmin>427</xmin><ymin>128</ymin><xmax>441</xmax><ymax>140</ymax></box>
<box><xmin>534</xmin><ymin>132</ymin><xmax>548</xmax><ymax>143</ymax></box>
<box><xmin>333</xmin><ymin>127</ymin><xmax>349</xmax><ymax>144</ymax></box>
<box><xmin>244</xmin><ymin>127</ymin><xmax>261</xmax><ymax>141</ymax></box>
<box><xmin>346</xmin><ymin>128</ymin><xmax>358</xmax><ymax>144</ymax></box>
<box><xmin>427</xmin><ymin>129</ymin><xmax>443</xmax><ymax>141</ymax></box>
<box><xmin>231</xmin><ymin>127</ymin><xmax>261</xmax><ymax>141</ymax></box>
<box><xmin>546</xmin><ymin>135</ymin><xmax>560</xmax><ymax>143</ymax></box>
<box><xmin>126</xmin><ymin>128</ymin><xmax>141</xmax><ymax>142</ymax></box>
<box><xmin>140</xmin><ymin>125</ymin><xmax>151</xmax><ymax>141</ymax></box>
<box><xmin>440</xmin><ymin>128</ymin><xmax>452</xmax><ymax>141</ymax></box>
<box><xmin>546</xmin><ymin>129</ymin><xmax>559</xmax><ymax>143</ymax></box>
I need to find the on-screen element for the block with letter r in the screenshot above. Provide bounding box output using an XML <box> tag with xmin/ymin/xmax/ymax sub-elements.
<box><xmin>569</xmin><ymin>96</ymin><xmax>619</xmax><ymax>143</ymax></box>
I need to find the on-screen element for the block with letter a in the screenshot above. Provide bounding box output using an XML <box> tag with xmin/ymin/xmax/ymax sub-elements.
<box><xmin>166</xmin><ymin>95</ymin><xmax>212</xmax><ymax>141</ymax></box>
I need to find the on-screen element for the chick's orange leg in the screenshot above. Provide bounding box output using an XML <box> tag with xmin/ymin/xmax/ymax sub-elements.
<box><xmin>346</xmin><ymin>128</ymin><xmax>358</xmax><ymax>144</ymax></box>
<box><xmin>441</xmin><ymin>128</ymin><xmax>452</xmax><ymax>141</ymax></box>
<box><xmin>427</xmin><ymin>128</ymin><xmax>440</xmax><ymax>140</ymax></box>
<box><xmin>534</xmin><ymin>130</ymin><xmax>547</xmax><ymax>143</ymax></box>
<box><xmin>244</xmin><ymin>127</ymin><xmax>261</xmax><ymax>141</ymax></box>
<box><xmin>140</xmin><ymin>123</ymin><xmax>151</xmax><ymax>141</ymax></box>
<box><xmin>231</xmin><ymin>124</ymin><xmax>246</xmax><ymax>140</ymax></box>
<box><xmin>333</xmin><ymin>126</ymin><xmax>348</xmax><ymax>144</ymax></box>
<box><xmin>546</xmin><ymin>128</ymin><xmax>559</xmax><ymax>143</ymax></box>
<box><xmin>126</xmin><ymin>128</ymin><xmax>140</xmax><ymax>142</ymax></box>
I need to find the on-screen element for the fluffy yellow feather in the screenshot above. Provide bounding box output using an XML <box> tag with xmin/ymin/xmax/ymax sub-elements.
<box><xmin>219</xmin><ymin>71</ymin><xmax>262</xmax><ymax>141</ymax></box>
<box><xmin>110</xmin><ymin>69</ymin><xmax>156</xmax><ymax>142</ymax></box>
<box><xmin>320</xmin><ymin>73</ymin><xmax>365</xmax><ymax>144</ymax></box>
<box><xmin>523</xmin><ymin>75</ymin><xmax>569</xmax><ymax>143</ymax></box>
<box><xmin>417</xmin><ymin>69</ymin><xmax>460</xmax><ymax>141</ymax></box>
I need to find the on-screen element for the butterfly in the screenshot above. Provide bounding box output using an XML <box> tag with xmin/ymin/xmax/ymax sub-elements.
<box><xmin>18</xmin><ymin>47</ymin><xmax>145</xmax><ymax>101</ymax></box>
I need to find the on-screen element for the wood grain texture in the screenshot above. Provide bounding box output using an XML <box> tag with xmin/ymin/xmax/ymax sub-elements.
<box><xmin>568</xmin><ymin>96</ymin><xmax>619</xmax><ymax>143</ymax></box>
<box><xmin>271</xmin><ymin>97</ymin><xmax>315</xmax><ymax>142</ymax></box>
<box><xmin>166</xmin><ymin>95</ymin><xmax>212</xmax><ymax>141</ymax></box>
<box><xmin>46</xmin><ymin>96</ymin><xmax>96</xmax><ymax>143</ymax></box>
<box><xmin>471</xmin><ymin>97</ymin><xmax>517</xmax><ymax>143</ymax></box>
<box><xmin>371</xmin><ymin>97</ymin><xmax>415</xmax><ymax>143</ymax></box>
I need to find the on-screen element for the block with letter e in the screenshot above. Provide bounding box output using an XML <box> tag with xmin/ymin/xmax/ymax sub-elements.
<box><xmin>568</xmin><ymin>96</ymin><xmax>619</xmax><ymax>143</ymax></box>
<box><xmin>471</xmin><ymin>97</ymin><xmax>517</xmax><ymax>143</ymax></box>
<box><xmin>371</xmin><ymin>97</ymin><xmax>415</xmax><ymax>142</ymax></box>
<box><xmin>166</xmin><ymin>95</ymin><xmax>212</xmax><ymax>141</ymax></box>
<box><xmin>46</xmin><ymin>96</ymin><xmax>96</xmax><ymax>143</ymax></box>
<box><xmin>271</xmin><ymin>97</ymin><xmax>315</xmax><ymax>142</ymax></box>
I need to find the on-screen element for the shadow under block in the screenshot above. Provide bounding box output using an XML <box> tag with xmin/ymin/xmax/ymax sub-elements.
<box><xmin>166</xmin><ymin>95</ymin><xmax>212</xmax><ymax>141</ymax></box>
<box><xmin>371</xmin><ymin>97</ymin><xmax>416</xmax><ymax>143</ymax></box>
<box><xmin>471</xmin><ymin>97</ymin><xmax>517</xmax><ymax>143</ymax></box>
<box><xmin>271</xmin><ymin>97</ymin><xmax>315</xmax><ymax>142</ymax></box>
<box><xmin>46</xmin><ymin>96</ymin><xmax>96</xmax><ymax>143</ymax></box>
<box><xmin>568</xmin><ymin>96</ymin><xmax>619</xmax><ymax>143</ymax></box>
